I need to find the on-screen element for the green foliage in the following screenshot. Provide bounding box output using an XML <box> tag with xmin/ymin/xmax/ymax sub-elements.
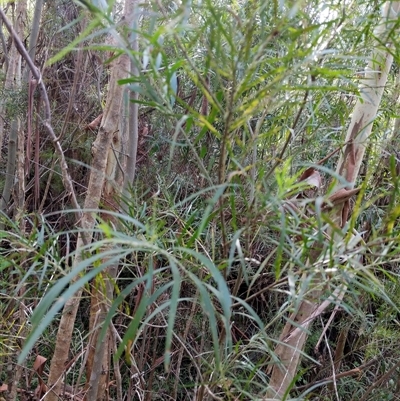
<box><xmin>0</xmin><ymin>87</ymin><xmax>27</xmax><ymax>119</ymax></box>
<box><xmin>0</xmin><ymin>0</ymin><xmax>400</xmax><ymax>399</ymax></box>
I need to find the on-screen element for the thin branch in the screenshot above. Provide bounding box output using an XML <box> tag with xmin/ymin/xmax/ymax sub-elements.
<box><xmin>295</xmin><ymin>357</ymin><xmax>378</xmax><ymax>392</ymax></box>
<box><xmin>264</xmin><ymin>91</ymin><xmax>309</xmax><ymax>182</ymax></box>
<box><xmin>357</xmin><ymin>358</ymin><xmax>400</xmax><ymax>401</ymax></box>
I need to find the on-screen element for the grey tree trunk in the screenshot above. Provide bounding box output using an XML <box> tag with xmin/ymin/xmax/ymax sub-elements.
<box><xmin>1</xmin><ymin>4</ymin><xmax>27</xmax><ymax>401</ymax></box>
<box><xmin>0</xmin><ymin>120</ymin><xmax>16</xmax><ymax>219</ymax></box>
<box><xmin>0</xmin><ymin>1</ymin><xmax>25</xmax><ymax>213</ymax></box>
<box><xmin>22</xmin><ymin>0</ymin><xmax>43</xmax><ymax>83</ymax></box>
<box><xmin>122</xmin><ymin>3</ymin><xmax>140</xmax><ymax>199</ymax></box>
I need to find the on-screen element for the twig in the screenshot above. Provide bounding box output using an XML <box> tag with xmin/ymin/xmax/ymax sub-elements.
<box><xmin>264</xmin><ymin>91</ymin><xmax>309</xmax><ymax>182</ymax></box>
<box><xmin>295</xmin><ymin>357</ymin><xmax>378</xmax><ymax>392</ymax></box>
<box><xmin>322</xmin><ymin>318</ymin><xmax>340</xmax><ymax>401</ymax></box>
<box><xmin>357</xmin><ymin>358</ymin><xmax>400</xmax><ymax>401</ymax></box>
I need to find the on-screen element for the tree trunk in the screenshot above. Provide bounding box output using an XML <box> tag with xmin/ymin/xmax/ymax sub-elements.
<box><xmin>22</xmin><ymin>0</ymin><xmax>43</xmax><ymax>83</ymax></box>
<box><xmin>86</xmin><ymin>3</ymin><xmax>139</xmax><ymax>399</ymax></box>
<box><xmin>122</xmin><ymin>3</ymin><xmax>140</xmax><ymax>199</ymax></box>
<box><xmin>2</xmin><ymin>3</ymin><xmax>27</xmax><ymax>399</ymax></box>
<box><xmin>0</xmin><ymin>120</ymin><xmax>17</xmax><ymax>219</ymax></box>
<box><xmin>45</xmin><ymin>2</ymin><xmax>135</xmax><ymax>400</ymax></box>
<box><xmin>0</xmin><ymin>0</ymin><xmax>25</xmax><ymax>215</ymax></box>
<box><xmin>267</xmin><ymin>2</ymin><xmax>400</xmax><ymax>399</ymax></box>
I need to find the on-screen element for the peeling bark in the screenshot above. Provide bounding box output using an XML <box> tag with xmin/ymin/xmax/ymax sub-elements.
<box><xmin>86</xmin><ymin>2</ymin><xmax>138</xmax><ymax>400</ymax></box>
<box><xmin>45</xmin><ymin>12</ymin><xmax>133</xmax><ymax>401</ymax></box>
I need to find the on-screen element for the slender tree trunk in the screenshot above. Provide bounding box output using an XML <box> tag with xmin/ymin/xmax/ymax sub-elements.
<box><xmin>45</xmin><ymin>2</ymin><xmax>135</xmax><ymax>400</ymax></box>
<box><xmin>15</xmin><ymin>116</ymin><xmax>24</xmax><ymax>221</ymax></box>
<box><xmin>393</xmin><ymin>72</ymin><xmax>400</xmax><ymax>140</ymax></box>
<box><xmin>267</xmin><ymin>2</ymin><xmax>400</xmax><ymax>399</ymax></box>
<box><xmin>0</xmin><ymin>120</ymin><xmax>16</xmax><ymax>218</ymax></box>
<box><xmin>122</xmin><ymin>2</ymin><xmax>140</xmax><ymax>198</ymax></box>
<box><xmin>86</xmin><ymin>3</ymin><xmax>139</xmax><ymax>399</ymax></box>
<box><xmin>383</xmin><ymin>70</ymin><xmax>400</xmax><ymax>160</ymax></box>
<box><xmin>22</xmin><ymin>0</ymin><xmax>43</xmax><ymax>83</ymax></box>
<box><xmin>0</xmin><ymin>1</ymin><xmax>25</xmax><ymax>217</ymax></box>
<box><xmin>334</xmin><ymin>4</ymin><xmax>400</xmax><ymax>192</ymax></box>
<box><xmin>1</xmin><ymin>3</ymin><xmax>27</xmax><ymax>399</ymax></box>
<box><xmin>24</xmin><ymin>0</ymin><xmax>43</xmax><ymax>183</ymax></box>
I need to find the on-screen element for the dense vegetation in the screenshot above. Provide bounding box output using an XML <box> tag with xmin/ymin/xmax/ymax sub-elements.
<box><xmin>0</xmin><ymin>0</ymin><xmax>400</xmax><ymax>400</ymax></box>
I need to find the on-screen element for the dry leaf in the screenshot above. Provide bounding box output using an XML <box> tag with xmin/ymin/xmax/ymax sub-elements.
<box><xmin>302</xmin><ymin>170</ymin><xmax>322</xmax><ymax>188</ymax></box>
<box><xmin>32</xmin><ymin>355</ymin><xmax>47</xmax><ymax>399</ymax></box>
<box><xmin>85</xmin><ymin>113</ymin><xmax>103</xmax><ymax>130</ymax></box>
<box><xmin>33</xmin><ymin>355</ymin><xmax>47</xmax><ymax>374</ymax></box>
